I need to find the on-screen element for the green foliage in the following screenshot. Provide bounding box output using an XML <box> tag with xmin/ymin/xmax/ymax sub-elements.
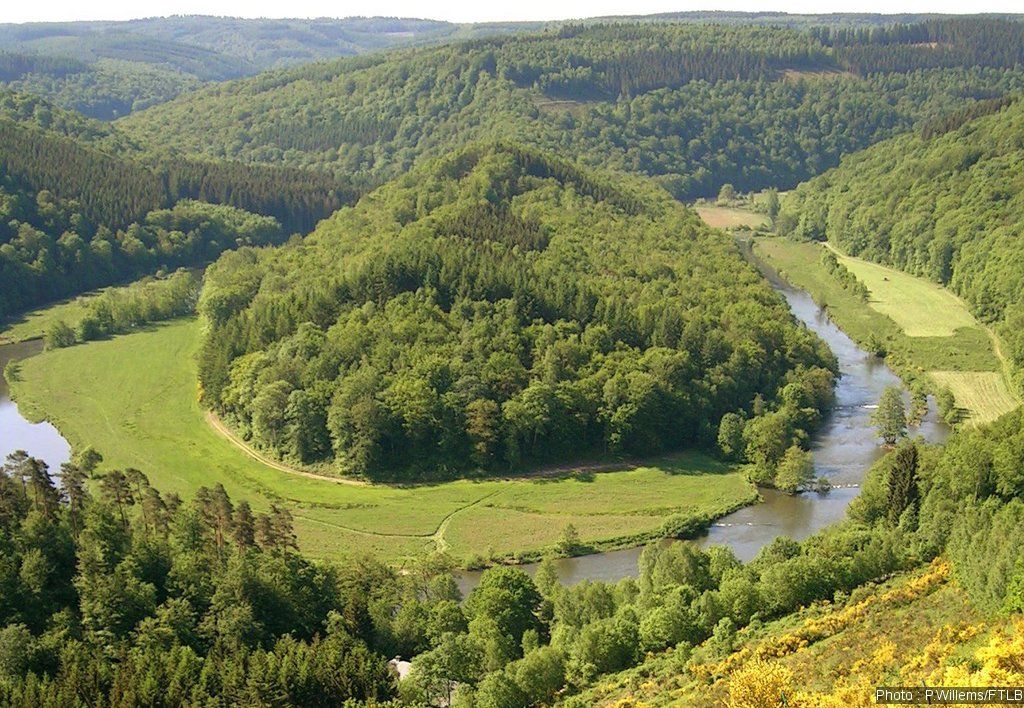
<box><xmin>717</xmin><ymin>412</ymin><xmax>746</xmax><ymax>461</ymax></box>
<box><xmin>783</xmin><ymin>96</ymin><xmax>1024</xmax><ymax>389</ymax></box>
<box><xmin>0</xmin><ymin>17</ymin><xmax>516</xmax><ymax>119</ymax></box>
<box><xmin>197</xmin><ymin>142</ymin><xmax>834</xmax><ymax>479</ymax></box>
<box><xmin>0</xmin><ymin>181</ymin><xmax>280</xmax><ymax>321</ymax></box>
<box><xmin>773</xmin><ymin>445</ymin><xmax>814</xmax><ymax>494</ymax></box>
<box><xmin>0</xmin><ymin>454</ymin><xmax>418</xmax><ymax>705</ymax></box>
<box><xmin>119</xmin><ymin>21</ymin><xmax>1024</xmax><ymax>202</ymax></box>
<box><xmin>937</xmin><ymin>387</ymin><xmax>960</xmax><ymax>425</ymax></box>
<box><xmin>42</xmin><ymin>321</ymin><xmax>75</xmax><ymax>350</ymax></box>
<box><xmin>872</xmin><ymin>386</ymin><xmax>908</xmax><ymax>446</ymax></box>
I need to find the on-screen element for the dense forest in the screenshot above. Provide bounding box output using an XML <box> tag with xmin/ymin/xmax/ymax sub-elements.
<box><xmin>4</xmin><ymin>14</ymin><xmax>984</xmax><ymax>119</ymax></box>
<box><xmin>119</xmin><ymin>19</ymin><xmax>1024</xmax><ymax>199</ymax></box>
<box><xmin>5</xmin><ymin>404</ymin><xmax>1024</xmax><ymax>704</ymax></box>
<box><xmin>6</xmin><ymin>17</ymin><xmax>1024</xmax><ymax>324</ymax></box>
<box><xmin>0</xmin><ymin>180</ymin><xmax>281</xmax><ymax>321</ymax></box>
<box><xmin>0</xmin><ymin>94</ymin><xmax>359</xmax><ymax>231</ymax></box>
<box><xmin>781</xmin><ymin>97</ymin><xmax>1024</xmax><ymax>389</ymax></box>
<box><xmin>0</xmin><ymin>17</ymin><xmax>540</xmax><ymax>119</ymax></box>
<box><xmin>0</xmin><ymin>92</ymin><xmax>358</xmax><ymax>319</ymax></box>
<box><xmin>197</xmin><ymin>143</ymin><xmax>835</xmax><ymax>479</ymax></box>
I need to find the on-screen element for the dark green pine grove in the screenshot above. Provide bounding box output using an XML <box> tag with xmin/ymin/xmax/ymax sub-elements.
<box><xmin>196</xmin><ymin>142</ymin><xmax>836</xmax><ymax>479</ymax></box>
<box><xmin>0</xmin><ymin>92</ymin><xmax>359</xmax><ymax>320</ymax></box>
<box><xmin>0</xmin><ymin>453</ymin><xmax>406</xmax><ymax>705</ymax></box>
<box><xmin>780</xmin><ymin>95</ymin><xmax>1024</xmax><ymax>389</ymax></box>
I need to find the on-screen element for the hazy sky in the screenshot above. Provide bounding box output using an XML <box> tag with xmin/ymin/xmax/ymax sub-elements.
<box><xmin>0</xmin><ymin>0</ymin><xmax>1020</xmax><ymax>25</ymax></box>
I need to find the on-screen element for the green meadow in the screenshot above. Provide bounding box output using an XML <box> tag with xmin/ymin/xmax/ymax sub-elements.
<box><xmin>755</xmin><ymin>238</ymin><xmax>1019</xmax><ymax>425</ymax></box>
<box><xmin>7</xmin><ymin>317</ymin><xmax>756</xmax><ymax>565</ymax></box>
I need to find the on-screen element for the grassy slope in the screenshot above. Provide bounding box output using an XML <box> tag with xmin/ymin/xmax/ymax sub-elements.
<box><xmin>568</xmin><ymin>560</ymin><xmax>1015</xmax><ymax>707</ymax></box>
<box><xmin>835</xmin><ymin>251</ymin><xmax>976</xmax><ymax>337</ymax></box>
<box><xmin>7</xmin><ymin>317</ymin><xmax>757</xmax><ymax>565</ymax></box>
<box><xmin>694</xmin><ymin>205</ymin><xmax>769</xmax><ymax>230</ymax></box>
<box><xmin>755</xmin><ymin>238</ymin><xmax>1019</xmax><ymax>425</ymax></box>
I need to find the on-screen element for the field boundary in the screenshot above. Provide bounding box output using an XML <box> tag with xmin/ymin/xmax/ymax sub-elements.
<box><xmin>205</xmin><ymin>411</ymin><xmax>369</xmax><ymax>487</ymax></box>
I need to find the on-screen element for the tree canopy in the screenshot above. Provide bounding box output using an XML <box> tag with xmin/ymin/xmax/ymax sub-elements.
<box><xmin>197</xmin><ymin>142</ymin><xmax>835</xmax><ymax>479</ymax></box>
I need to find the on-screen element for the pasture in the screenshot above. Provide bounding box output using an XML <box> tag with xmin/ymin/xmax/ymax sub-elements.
<box><xmin>8</xmin><ymin>318</ymin><xmax>756</xmax><ymax>564</ymax></box>
<box><xmin>930</xmin><ymin>371</ymin><xmax>1020</xmax><ymax>425</ymax></box>
<box><xmin>695</xmin><ymin>205</ymin><xmax>770</xmax><ymax>230</ymax></box>
<box><xmin>754</xmin><ymin>238</ymin><xmax>1019</xmax><ymax>425</ymax></box>
<box><xmin>833</xmin><ymin>250</ymin><xmax>976</xmax><ymax>337</ymax></box>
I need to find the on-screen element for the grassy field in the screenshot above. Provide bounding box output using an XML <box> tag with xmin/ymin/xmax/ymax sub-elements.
<box><xmin>754</xmin><ymin>238</ymin><xmax>1018</xmax><ymax>425</ymax></box>
<box><xmin>0</xmin><ymin>295</ymin><xmax>98</xmax><ymax>344</ymax></box>
<box><xmin>695</xmin><ymin>205</ymin><xmax>770</xmax><ymax>230</ymax></box>
<box><xmin>930</xmin><ymin>371</ymin><xmax>1019</xmax><ymax>425</ymax></box>
<box><xmin>7</xmin><ymin>318</ymin><xmax>756</xmax><ymax>565</ymax></box>
<box><xmin>832</xmin><ymin>250</ymin><xmax>976</xmax><ymax>337</ymax></box>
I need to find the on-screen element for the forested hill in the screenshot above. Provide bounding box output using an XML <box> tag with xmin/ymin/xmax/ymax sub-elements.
<box><xmin>197</xmin><ymin>142</ymin><xmax>835</xmax><ymax>480</ymax></box>
<box><xmin>780</xmin><ymin>97</ymin><xmax>1024</xmax><ymax>389</ymax></box>
<box><xmin>0</xmin><ymin>17</ymin><xmax>542</xmax><ymax>119</ymax></box>
<box><xmin>119</xmin><ymin>18</ymin><xmax>1024</xmax><ymax>200</ymax></box>
<box><xmin>0</xmin><ymin>90</ymin><xmax>359</xmax><ymax>319</ymax></box>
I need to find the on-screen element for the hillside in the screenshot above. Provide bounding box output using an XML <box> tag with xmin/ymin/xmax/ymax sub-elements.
<box><xmin>0</xmin><ymin>90</ymin><xmax>360</xmax><ymax>319</ymax></box>
<box><xmin>781</xmin><ymin>96</ymin><xmax>1024</xmax><ymax>393</ymax></box>
<box><xmin>0</xmin><ymin>17</ymin><xmax>541</xmax><ymax>119</ymax></box>
<box><xmin>197</xmin><ymin>142</ymin><xmax>835</xmax><ymax>480</ymax></box>
<box><xmin>119</xmin><ymin>19</ymin><xmax>1024</xmax><ymax>200</ymax></box>
<box><xmin>568</xmin><ymin>560</ymin><xmax>1024</xmax><ymax>706</ymax></box>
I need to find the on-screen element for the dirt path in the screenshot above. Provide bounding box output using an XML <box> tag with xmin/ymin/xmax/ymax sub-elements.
<box><xmin>985</xmin><ymin>327</ymin><xmax>1022</xmax><ymax>405</ymax></box>
<box><xmin>205</xmin><ymin>411</ymin><xmax>368</xmax><ymax>487</ymax></box>
<box><xmin>209</xmin><ymin>407</ymin><xmax>653</xmax><ymax>486</ymax></box>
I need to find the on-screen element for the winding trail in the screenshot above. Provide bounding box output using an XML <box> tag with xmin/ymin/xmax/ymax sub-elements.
<box><xmin>205</xmin><ymin>411</ymin><xmax>368</xmax><ymax>486</ymax></box>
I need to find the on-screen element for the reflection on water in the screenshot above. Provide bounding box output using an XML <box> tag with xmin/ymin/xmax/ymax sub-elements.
<box><xmin>0</xmin><ymin>340</ymin><xmax>72</xmax><ymax>474</ymax></box>
<box><xmin>457</xmin><ymin>268</ymin><xmax>949</xmax><ymax>596</ymax></box>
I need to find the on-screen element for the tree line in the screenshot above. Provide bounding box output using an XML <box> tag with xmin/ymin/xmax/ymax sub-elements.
<box><xmin>0</xmin><ymin>191</ymin><xmax>281</xmax><ymax>321</ymax></box>
<box><xmin>43</xmin><ymin>269</ymin><xmax>202</xmax><ymax>350</ymax></box>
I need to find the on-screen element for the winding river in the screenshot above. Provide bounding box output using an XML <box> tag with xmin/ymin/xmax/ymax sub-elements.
<box><xmin>0</xmin><ymin>253</ymin><xmax>948</xmax><ymax>595</ymax></box>
<box><xmin>455</xmin><ymin>253</ymin><xmax>949</xmax><ymax>593</ymax></box>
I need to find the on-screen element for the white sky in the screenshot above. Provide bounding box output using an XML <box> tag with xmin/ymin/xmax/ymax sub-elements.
<box><xmin>0</xmin><ymin>1</ymin><xmax>1020</xmax><ymax>25</ymax></box>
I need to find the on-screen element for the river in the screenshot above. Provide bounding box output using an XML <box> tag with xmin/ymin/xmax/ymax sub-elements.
<box><xmin>455</xmin><ymin>252</ymin><xmax>949</xmax><ymax>594</ymax></box>
<box><xmin>0</xmin><ymin>339</ymin><xmax>71</xmax><ymax>473</ymax></box>
<box><xmin>0</xmin><ymin>259</ymin><xmax>948</xmax><ymax>596</ymax></box>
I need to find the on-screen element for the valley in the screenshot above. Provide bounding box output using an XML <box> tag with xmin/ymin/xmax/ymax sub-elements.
<box><xmin>756</xmin><ymin>237</ymin><xmax>1020</xmax><ymax>425</ymax></box>
<box><xmin>5</xmin><ymin>318</ymin><xmax>757</xmax><ymax>565</ymax></box>
<box><xmin>2</xmin><ymin>10</ymin><xmax>1024</xmax><ymax>707</ymax></box>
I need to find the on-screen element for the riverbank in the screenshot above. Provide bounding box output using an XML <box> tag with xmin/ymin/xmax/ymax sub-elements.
<box><xmin>754</xmin><ymin>237</ymin><xmax>1019</xmax><ymax>425</ymax></box>
<box><xmin>3</xmin><ymin>317</ymin><xmax>757</xmax><ymax>566</ymax></box>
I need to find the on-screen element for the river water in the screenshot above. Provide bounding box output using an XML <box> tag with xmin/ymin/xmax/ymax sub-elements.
<box><xmin>0</xmin><ymin>260</ymin><xmax>948</xmax><ymax>595</ymax></box>
<box><xmin>0</xmin><ymin>339</ymin><xmax>71</xmax><ymax>474</ymax></box>
<box><xmin>455</xmin><ymin>256</ymin><xmax>949</xmax><ymax>594</ymax></box>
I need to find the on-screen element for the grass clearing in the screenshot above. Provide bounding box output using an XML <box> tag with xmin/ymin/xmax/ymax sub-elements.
<box><xmin>833</xmin><ymin>250</ymin><xmax>976</xmax><ymax>337</ymax></box>
<box><xmin>753</xmin><ymin>238</ymin><xmax>1018</xmax><ymax>424</ymax></box>
<box><xmin>8</xmin><ymin>318</ymin><xmax>756</xmax><ymax>564</ymax></box>
<box><xmin>930</xmin><ymin>371</ymin><xmax>1019</xmax><ymax>425</ymax></box>
<box><xmin>1</xmin><ymin>295</ymin><xmax>98</xmax><ymax>344</ymax></box>
<box><xmin>531</xmin><ymin>93</ymin><xmax>597</xmax><ymax>117</ymax></box>
<box><xmin>695</xmin><ymin>205</ymin><xmax>769</xmax><ymax>230</ymax></box>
